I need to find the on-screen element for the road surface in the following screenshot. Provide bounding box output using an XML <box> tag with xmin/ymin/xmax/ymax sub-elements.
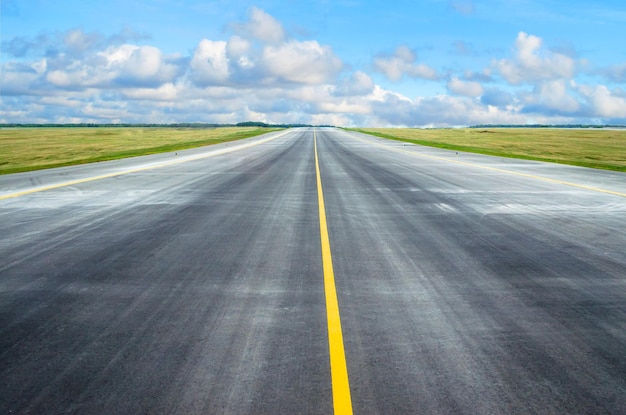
<box><xmin>1</xmin><ymin>128</ymin><xmax>626</xmax><ymax>414</ymax></box>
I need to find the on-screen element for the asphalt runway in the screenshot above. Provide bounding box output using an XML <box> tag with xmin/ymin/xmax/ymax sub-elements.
<box><xmin>1</xmin><ymin>128</ymin><xmax>625</xmax><ymax>414</ymax></box>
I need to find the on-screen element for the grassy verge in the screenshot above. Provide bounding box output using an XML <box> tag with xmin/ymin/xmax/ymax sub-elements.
<box><xmin>350</xmin><ymin>128</ymin><xmax>626</xmax><ymax>172</ymax></box>
<box><xmin>0</xmin><ymin>127</ymin><xmax>281</xmax><ymax>174</ymax></box>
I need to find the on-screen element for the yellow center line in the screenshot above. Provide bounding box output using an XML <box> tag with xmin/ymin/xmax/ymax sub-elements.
<box><xmin>314</xmin><ymin>129</ymin><xmax>353</xmax><ymax>415</ymax></box>
<box><xmin>348</xmin><ymin>132</ymin><xmax>626</xmax><ymax>198</ymax></box>
<box><xmin>0</xmin><ymin>130</ymin><xmax>291</xmax><ymax>201</ymax></box>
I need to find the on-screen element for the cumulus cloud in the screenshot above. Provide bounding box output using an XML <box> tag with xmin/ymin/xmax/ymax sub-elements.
<box><xmin>107</xmin><ymin>45</ymin><xmax>182</xmax><ymax>87</ymax></box>
<box><xmin>0</xmin><ymin>8</ymin><xmax>349</xmax><ymax>124</ymax></box>
<box><xmin>447</xmin><ymin>77</ymin><xmax>484</xmax><ymax>97</ymax></box>
<box><xmin>576</xmin><ymin>84</ymin><xmax>626</xmax><ymax>119</ymax></box>
<box><xmin>370</xmin><ymin>93</ymin><xmax>531</xmax><ymax>127</ymax></box>
<box><xmin>495</xmin><ymin>32</ymin><xmax>576</xmax><ymax>85</ymax></box>
<box><xmin>521</xmin><ymin>80</ymin><xmax>580</xmax><ymax>115</ymax></box>
<box><xmin>373</xmin><ymin>46</ymin><xmax>439</xmax><ymax>81</ymax></box>
<box><xmin>33</xmin><ymin>43</ymin><xmax>183</xmax><ymax>90</ymax></box>
<box><xmin>189</xmin><ymin>40</ymin><xmax>230</xmax><ymax>85</ymax></box>
<box><xmin>234</xmin><ymin>7</ymin><xmax>285</xmax><ymax>43</ymax></box>
<box><xmin>64</xmin><ymin>29</ymin><xmax>103</xmax><ymax>54</ymax></box>
<box><xmin>1</xmin><ymin>27</ymin><xmax>149</xmax><ymax>59</ymax></box>
<box><xmin>186</xmin><ymin>9</ymin><xmax>343</xmax><ymax>88</ymax></box>
<box><xmin>334</xmin><ymin>71</ymin><xmax>375</xmax><ymax>97</ymax></box>
<box><xmin>2</xmin><ymin>11</ymin><xmax>625</xmax><ymax>126</ymax></box>
<box><xmin>226</xmin><ymin>36</ymin><xmax>252</xmax><ymax>60</ymax></box>
<box><xmin>261</xmin><ymin>40</ymin><xmax>343</xmax><ymax>85</ymax></box>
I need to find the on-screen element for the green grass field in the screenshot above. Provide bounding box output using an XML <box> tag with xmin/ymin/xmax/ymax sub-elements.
<box><xmin>0</xmin><ymin>127</ymin><xmax>279</xmax><ymax>174</ymax></box>
<box><xmin>3</xmin><ymin>127</ymin><xmax>625</xmax><ymax>175</ymax></box>
<box><xmin>353</xmin><ymin>128</ymin><xmax>626</xmax><ymax>172</ymax></box>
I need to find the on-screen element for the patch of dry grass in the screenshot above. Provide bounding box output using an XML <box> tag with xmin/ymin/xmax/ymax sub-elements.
<box><xmin>0</xmin><ymin>127</ymin><xmax>279</xmax><ymax>174</ymax></box>
<box><xmin>354</xmin><ymin>128</ymin><xmax>626</xmax><ymax>172</ymax></box>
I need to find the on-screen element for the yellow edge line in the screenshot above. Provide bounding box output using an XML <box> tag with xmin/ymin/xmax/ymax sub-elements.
<box><xmin>349</xmin><ymin>132</ymin><xmax>626</xmax><ymax>198</ymax></box>
<box><xmin>0</xmin><ymin>131</ymin><xmax>290</xmax><ymax>201</ymax></box>
<box><xmin>314</xmin><ymin>129</ymin><xmax>353</xmax><ymax>415</ymax></box>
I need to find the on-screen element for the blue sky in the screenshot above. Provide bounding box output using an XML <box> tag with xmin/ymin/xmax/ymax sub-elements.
<box><xmin>2</xmin><ymin>0</ymin><xmax>626</xmax><ymax>126</ymax></box>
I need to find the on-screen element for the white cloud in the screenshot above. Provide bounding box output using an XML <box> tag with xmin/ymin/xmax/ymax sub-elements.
<box><xmin>236</xmin><ymin>7</ymin><xmax>285</xmax><ymax>44</ymax></box>
<box><xmin>369</xmin><ymin>93</ymin><xmax>564</xmax><ymax>127</ymax></box>
<box><xmin>64</xmin><ymin>29</ymin><xmax>102</xmax><ymax>54</ymax></box>
<box><xmin>318</xmin><ymin>99</ymin><xmax>371</xmax><ymax>115</ymax></box>
<box><xmin>115</xmin><ymin>45</ymin><xmax>180</xmax><ymax>86</ymax></box>
<box><xmin>576</xmin><ymin>84</ymin><xmax>626</xmax><ymax>118</ymax></box>
<box><xmin>1</xmin><ymin>65</ymin><xmax>41</xmax><ymax>95</ymax></box>
<box><xmin>285</xmin><ymin>84</ymin><xmax>335</xmax><ymax>104</ymax></box>
<box><xmin>46</xmin><ymin>70</ymin><xmax>76</xmax><ymax>87</ymax></box>
<box><xmin>31</xmin><ymin>58</ymin><xmax>47</xmax><ymax>74</ymax></box>
<box><xmin>39</xmin><ymin>96</ymin><xmax>83</xmax><ymax>107</ymax></box>
<box><xmin>189</xmin><ymin>39</ymin><xmax>230</xmax><ymax>85</ymax></box>
<box><xmin>121</xmin><ymin>82</ymin><xmax>181</xmax><ymax>101</ymax></box>
<box><xmin>39</xmin><ymin>44</ymin><xmax>183</xmax><ymax>90</ymax></box>
<box><xmin>373</xmin><ymin>46</ymin><xmax>438</xmax><ymax>81</ymax></box>
<box><xmin>226</xmin><ymin>36</ymin><xmax>252</xmax><ymax>59</ymax></box>
<box><xmin>310</xmin><ymin>113</ymin><xmax>354</xmax><ymax>127</ymax></box>
<box><xmin>121</xmin><ymin>46</ymin><xmax>164</xmax><ymax>79</ymax></box>
<box><xmin>447</xmin><ymin>77</ymin><xmax>484</xmax><ymax>97</ymax></box>
<box><xmin>334</xmin><ymin>71</ymin><xmax>375</xmax><ymax>97</ymax></box>
<box><xmin>521</xmin><ymin>80</ymin><xmax>580</xmax><ymax>114</ymax></box>
<box><xmin>261</xmin><ymin>40</ymin><xmax>343</xmax><ymax>85</ymax></box>
<box><xmin>3</xmin><ymin>10</ymin><xmax>625</xmax><ymax>126</ymax></box>
<box><xmin>495</xmin><ymin>32</ymin><xmax>576</xmax><ymax>85</ymax></box>
<box><xmin>82</xmin><ymin>102</ymin><xmax>129</xmax><ymax>120</ymax></box>
<box><xmin>2</xmin><ymin>27</ymin><xmax>150</xmax><ymax>59</ymax></box>
<box><xmin>187</xmin><ymin>10</ymin><xmax>344</xmax><ymax>88</ymax></box>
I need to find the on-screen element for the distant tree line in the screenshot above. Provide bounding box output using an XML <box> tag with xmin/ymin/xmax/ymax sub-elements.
<box><xmin>0</xmin><ymin>122</ymin><xmax>334</xmax><ymax>128</ymax></box>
